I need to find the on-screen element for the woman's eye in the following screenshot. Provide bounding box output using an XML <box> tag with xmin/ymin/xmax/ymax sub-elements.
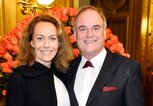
<box><xmin>51</xmin><ymin>38</ymin><xmax>56</xmax><ymax>40</ymax></box>
<box><xmin>50</xmin><ymin>37</ymin><xmax>57</xmax><ymax>41</ymax></box>
<box><xmin>37</xmin><ymin>37</ymin><xmax>43</xmax><ymax>41</ymax></box>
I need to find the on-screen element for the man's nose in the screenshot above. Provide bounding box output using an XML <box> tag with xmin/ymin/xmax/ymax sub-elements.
<box><xmin>87</xmin><ymin>29</ymin><xmax>94</xmax><ymax>37</ymax></box>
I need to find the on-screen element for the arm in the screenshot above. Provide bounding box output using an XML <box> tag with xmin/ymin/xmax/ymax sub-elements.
<box><xmin>124</xmin><ymin>63</ymin><xmax>144</xmax><ymax>106</ymax></box>
<box><xmin>6</xmin><ymin>71</ymin><xmax>26</xmax><ymax>106</ymax></box>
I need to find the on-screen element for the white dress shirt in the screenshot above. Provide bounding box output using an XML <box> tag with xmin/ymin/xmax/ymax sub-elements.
<box><xmin>74</xmin><ymin>48</ymin><xmax>107</xmax><ymax>106</ymax></box>
<box><xmin>54</xmin><ymin>75</ymin><xmax>70</xmax><ymax>106</ymax></box>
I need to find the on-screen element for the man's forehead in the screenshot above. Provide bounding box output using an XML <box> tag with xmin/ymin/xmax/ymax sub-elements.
<box><xmin>78</xmin><ymin>24</ymin><xmax>102</xmax><ymax>28</ymax></box>
<box><xmin>76</xmin><ymin>12</ymin><xmax>103</xmax><ymax>23</ymax></box>
<box><xmin>76</xmin><ymin>20</ymin><xmax>103</xmax><ymax>28</ymax></box>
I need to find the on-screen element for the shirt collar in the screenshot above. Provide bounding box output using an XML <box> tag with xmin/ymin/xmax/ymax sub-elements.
<box><xmin>81</xmin><ymin>48</ymin><xmax>107</xmax><ymax>71</ymax></box>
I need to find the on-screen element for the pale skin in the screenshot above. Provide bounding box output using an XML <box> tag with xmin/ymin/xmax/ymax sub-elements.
<box><xmin>31</xmin><ymin>22</ymin><xmax>59</xmax><ymax>68</ymax></box>
<box><xmin>74</xmin><ymin>9</ymin><xmax>106</xmax><ymax>60</ymax></box>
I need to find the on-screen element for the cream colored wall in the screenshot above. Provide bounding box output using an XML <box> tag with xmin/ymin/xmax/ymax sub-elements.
<box><xmin>79</xmin><ymin>0</ymin><xmax>90</xmax><ymax>7</ymax></box>
<box><xmin>0</xmin><ymin>0</ymin><xmax>80</xmax><ymax>39</ymax></box>
<box><xmin>0</xmin><ymin>0</ymin><xmax>4</xmax><ymax>39</ymax></box>
<box><xmin>0</xmin><ymin>0</ymin><xmax>18</xmax><ymax>38</ymax></box>
<box><xmin>52</xmin><ymin>0</ymin><xmax>90</xmax><ymax>9</ymax></box>
<box><xmin>54</xmin><ymin>0</ymin><xmax>78</xmax><ymax>8</ymax></box>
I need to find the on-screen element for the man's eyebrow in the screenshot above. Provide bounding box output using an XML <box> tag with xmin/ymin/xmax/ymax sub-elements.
<box><xmin>78</xmin><ymin>25</ymin><xmax>86</xmax><ymax>29</ymax></box>
<box><xmin>93</xmin><ymin>24</ymin><xmax>101</xmax><ymax>28</ymax></box>
<box><xmin>78</xmin><ymin>24</ymin><xmax>101</xmax><ymax>29</ymax></box>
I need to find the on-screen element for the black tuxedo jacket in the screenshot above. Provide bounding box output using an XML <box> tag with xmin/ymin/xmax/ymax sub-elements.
<box><xmin>67</xmin><ymin>50</ymin><xmax>144</xmax><ymax>106</ymax></box>
<box><xmin>6</xmin><ymin>62</ymin><xmax>64</xmax><ymax>106</ymax></box>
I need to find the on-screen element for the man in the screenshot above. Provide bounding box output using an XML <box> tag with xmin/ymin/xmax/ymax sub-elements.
<box><xmin>67</xmin><ymin>5</ymin><xmax>144</xmax><ymax>106</ymax></box>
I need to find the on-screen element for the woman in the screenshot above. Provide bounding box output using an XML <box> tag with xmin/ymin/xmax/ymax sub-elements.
<box><xmin>6</xmin><ymin>14</ymin><xmax>74</xmax><ymax>106</ymax></box>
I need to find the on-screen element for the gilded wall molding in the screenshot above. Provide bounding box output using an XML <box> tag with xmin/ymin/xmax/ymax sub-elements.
<box><xmin>0</xmin><ymin>0</ymin><xmax>4</xmax><ymax>38</ymax></box>
<box><xmin>0</xmin><ymin>0</ymin><xmax>18</xmax><ymax>38</ymax></box>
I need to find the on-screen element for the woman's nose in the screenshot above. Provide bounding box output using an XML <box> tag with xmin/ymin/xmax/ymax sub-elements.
<box><xmin>44</xmin><ymin>39</ymin><xmax>50</xmax><ymax>48</ymax></box>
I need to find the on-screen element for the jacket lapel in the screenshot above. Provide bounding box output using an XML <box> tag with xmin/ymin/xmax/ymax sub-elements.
<box><xmin>69</xmin><ymin>56</ymin><xmax>81</xmax><ymax>87</ymax></box>
<box><xmin>68</xmin><ymin>57</ymin><xmax>81</xmax><ymax>106</ymax></box>
<box><xmin>86</xmin><ymin>51</ymin><xmax>117</xmax><ymax>105</ymax></box>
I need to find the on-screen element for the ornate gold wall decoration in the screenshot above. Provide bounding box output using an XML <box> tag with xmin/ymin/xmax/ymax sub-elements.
<box><xmin>0</xmin><ymin>0</ymin><xmax>79</xmax><ymax>39</ymax></box>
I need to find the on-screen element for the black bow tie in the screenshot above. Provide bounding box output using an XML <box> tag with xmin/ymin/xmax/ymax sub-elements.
<box><xmin>83</xmin><ymin>61</ymin><xmax>94</xmax><ymax>68</ymax></box>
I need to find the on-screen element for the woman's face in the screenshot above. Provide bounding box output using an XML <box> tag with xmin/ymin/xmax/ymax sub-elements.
<box><xmin>31</xmin><ymin>22</ymin><xmax>59</xmax><ymax>68</ymax></box>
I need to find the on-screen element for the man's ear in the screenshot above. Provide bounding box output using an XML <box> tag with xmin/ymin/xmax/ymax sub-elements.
<box><xmin>73</xmin><ymin>32</ymin><xmax>77</xmax><ymax>41</ymax></box>
<box><xmin>104</xmin><ymin>30</ymin><xmax>106</xmax><ymax>40</ymax></box>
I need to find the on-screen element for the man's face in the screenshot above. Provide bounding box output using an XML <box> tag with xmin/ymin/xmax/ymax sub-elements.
<box><xmin>74</xmin><ymin>9</ymin><xmax>105</xmax><ymax>60</ymax></box>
